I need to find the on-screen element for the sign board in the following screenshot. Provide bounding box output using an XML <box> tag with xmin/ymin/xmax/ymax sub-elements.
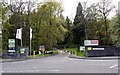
<box><xmin>93</xmin><ymin>48</ymin><xmax>104</xmax><ymax>50</ymax></box>
<box><xmin>84</xmin><ymin>40</ymin><xmax>99</xmax><ymax>46</ymax></box>
<box><xmin>80</xmin><ymin>46</ymin><xmax>85</xmax><ymax>51</ymax></box>
<box><xmin>39</xmin><ymin>45</ymin><xmax>45</xmax><ymax>51</ymax></box>
<box><xmin>30</xmin><ymin>28</ymin><xmax>32</xmax><ymax>39</ymax></box>
<box><xmin>8</xmin><ymin>39</ymin><xmax>15</xmax><ymax>55</ymax></box>
<box><xmin>87</xmin><ymin>47</ymin><xmax>92</xmax><ymax>51</ymax></box>
<box><xmin>20</xmin><ymin>48</ymin><xmax>25</xmax><ymax>54</ymax></box>
<box><xmin>8</xmin><ymin>39</ymin><xmax>15</xmax><ymax>47</ymax></box>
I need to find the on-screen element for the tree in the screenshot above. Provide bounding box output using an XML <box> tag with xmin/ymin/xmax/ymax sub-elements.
<box><xmin>30</xmin><ymin>1</ymin><xmax>66</xmax><ymax>51</ymax></box>
<box><xmin>73</xmin><ymin>2</ymin><xmax>86</xmax><ymax>51</ymax></box>
<box><xmin>85</xmin><ymin>3</ymin><xmax>105</xmax><ymax>45</ymax></box>
<box><xmin>97</xmin><ymin>0</ymin><xmax>115</xmax><ymax>45</ymax></box>
<box><xmin>62</xmin><ymin>16</ymin><xmax>73</xmax><ymax>48</ymax></box>
<box><xmin>2</xmin><ymin>0</ymin><xmax>37</xmax><ymax>53</ymax></box>
<box><xmin>110</xmin><ymin>13</ymin><xmax>120</xmax><ymax>46</ymax></box>
<box><xmin>2</xmin><ymin>2</ymin><xmax>11</xmax><ymax>52</ymax></box>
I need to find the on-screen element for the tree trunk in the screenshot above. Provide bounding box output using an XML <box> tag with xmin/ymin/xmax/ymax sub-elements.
<box><xmin>104</xmin><ymin>15</ymin><xmax>109</xmax><ymax>45</ymax></box>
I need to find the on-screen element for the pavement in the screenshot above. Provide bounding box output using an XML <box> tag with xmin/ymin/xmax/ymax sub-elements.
<box><xmin>1</xmin><ymin>53</ymin><xmax>118</xmax><ymax>73</ymax></box>
<box><xmin>1</xmin><ymin>54</ymin><xmax>58</xmax><ymax>63</ymax></box>
<box><xmin>70</xmin><ymin>55</ymin><xmax>119</xmax><ymax>60</ymax></box>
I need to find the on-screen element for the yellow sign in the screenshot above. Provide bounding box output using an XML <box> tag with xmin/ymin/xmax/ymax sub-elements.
<box><xmin>88</xmin><ymin>47</ymin><xmax>92</xmax><ymax>50</ymax></box>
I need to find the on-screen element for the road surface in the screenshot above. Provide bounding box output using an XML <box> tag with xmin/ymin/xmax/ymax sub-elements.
<box><xmin>1</xmin><ymin>53</ymin><xmax>118</xmax><ymax>73</ymax></box>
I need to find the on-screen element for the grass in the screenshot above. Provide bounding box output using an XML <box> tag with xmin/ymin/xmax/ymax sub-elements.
<box><xmin>52</xmin><ymin>50</ymin><xmax>59</xmax><ymax>54</ymax></box>
<box><xmin>77</xmin><ymin>51</ymin><xmax>86</xmax><ymax>57</ymax></box>
<box><xmin>28</xmin><ymin>50</ymin><xmax>58</xmax><ymax>58</ymax></box>
<box><xmin>64</xmin><ymin>47</ymin><xmax>86</xmax><ymax>57</ymax></box>
<box><xmin>28</xmin><ymin>54</ymin><xmax>45</xmax><ymax>58</ymax></box>
<box><xmin>64</xmin><ymin>48</ymin><xmax>77</xmax><ymax>53</ymax></box>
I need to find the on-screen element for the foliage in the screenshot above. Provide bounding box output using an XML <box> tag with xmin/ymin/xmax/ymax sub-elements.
<box><xmin>73</xmin><ymin>2</ymin><xmax>86</xmax><ymax>52</ymax></box>
<box><xmin>29</xmin><ymin>1</ymin><xmax>66</xmax><ymax>51</ymax></box>
<box><xmin>2</xmin><ymin>0</ymin><xmax>66</xmax><ymax>53</ymax></box>
<box><xmin>110</xmin><ymin>14</ymin><xmax>120</xmax><ymax>46</ymax></box>
<box><xmin>97</xmin><ymin>0</ymin><xmax>115</xmax><ymax>45</ymax></box>
<box><xmin>62</xmin><ymin>16</ymin><xmax>74</xmax><ymax>48</ymax></box>
<box><xmin>2</xmin><ymin>0</ymin><xmax>118</xmax><ymax>55</ymax></box>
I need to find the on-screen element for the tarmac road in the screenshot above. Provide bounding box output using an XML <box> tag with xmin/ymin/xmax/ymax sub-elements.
<box><xmin>1</xmin><ymin>53</ymin><xmax>118</xmax><ymax>73</ymax></box>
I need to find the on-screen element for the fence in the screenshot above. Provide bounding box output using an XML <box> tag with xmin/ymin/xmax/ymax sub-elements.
<box><xmin>86</xmin><ymin>46</ymin><xmax>120</xmax><ymax>57</ymax></box>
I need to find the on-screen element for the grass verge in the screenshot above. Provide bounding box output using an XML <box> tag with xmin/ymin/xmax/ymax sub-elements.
<box><xmin>64</xmin><ymin>48</ymin><xmax>86</xmax><ymax>57</ymax></box>
<box><xmin>28</xmin><ymin>50</ymin><xmax>58</xmax><ymax>58</ymax></box>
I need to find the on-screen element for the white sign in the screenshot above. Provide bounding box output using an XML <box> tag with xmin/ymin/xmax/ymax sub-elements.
<box><xmin>30</xmin><ymin>28</ymin><xmax>32</xmax><ymax>39</ymax></box>
<box><xmin>16</xmin><ymin>28</ymin><xmax>22</xmax><ymax>39</ymax></box>
<box><xmin>84</xmin><ymin>40</ymin><xmax>99</xmax><ymax>46</ymax></box>
<box><xmin>93</xmin><ymin>48</ymin><xmax>104</xmax><ymax>50</ymax></box>
<box><xmin>8</xmin><ymin>50</ymin><xmax>15</xmax><ymax>52</ymax></box>
<box><xmin>80</xmin><ymin>46</ymin><xmax>85</xmax><ymax>51</ymax></box>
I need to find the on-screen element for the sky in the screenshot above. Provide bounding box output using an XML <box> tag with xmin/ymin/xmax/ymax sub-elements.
<box><xmin>59</xmin><ymin>0</ymin><xmax>120</xmax><ymax>20</ymax></box>
<box><xmin>6</xmin><ymin>0</ymin><xmax>120</xmax><ymax>20</ymax></box>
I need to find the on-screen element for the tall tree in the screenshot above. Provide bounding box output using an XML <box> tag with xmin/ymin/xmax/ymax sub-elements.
<box><xmin>2</xmin><ymin>2</ymin><xmax>11</xmax><ymax>52</ymax></box>
<box><xmin>73</xmin><ymin>2</ymin><xmax>86</xmax><ymax>51</ymax></box>
<box><xmin>62</xmin><ymin>16</ymin><xmax>73</xmax><ymax>48</ymax></box>
<box><xmin>97</xmin><ymin>0</ymin><xmax>115</xmax><ymax>45</ymax></box>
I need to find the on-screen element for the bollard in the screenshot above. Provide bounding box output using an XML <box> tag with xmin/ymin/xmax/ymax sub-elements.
<box><xmin>33</xmin><ymin>51</ymin><xmax>35</xmax><ymax>57</ymax></box>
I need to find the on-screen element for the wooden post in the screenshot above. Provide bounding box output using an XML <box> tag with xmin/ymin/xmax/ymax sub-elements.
<box><xmin>33</xmin><ymin>51</ymin><xmax>35</xmax><ymax>57</ymax></box>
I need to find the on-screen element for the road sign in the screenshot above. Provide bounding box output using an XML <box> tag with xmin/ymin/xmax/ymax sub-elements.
<box><xmin>8</xmin><ymin>39</ymin><xmax>15</xmax><ymax>47</ymax></box>
<box><xmin>20</xmin><ymin>48</ymin><xmax>25</xmax><ymax>54</ymax></box>
<box><xmin>80</xmin><ymin>46</ymin><xmax>85</xmax><ymax>51</ymax></box>
<box><xmin>87</xmin><ymin>47</ymin><xmax>92</xmax><ymax>51</ymax></box>
<box><xmin>8</xmin><ymin>39</ymin><xmax>15</xmax><ymax>55</ymax></box>
<box><xmin>84</xmin><ymin>40</ymin><xmax>99</xmax><ymax>46</ymax></box>
<box><xmin>9</xmin><ymin>39</ymin><xmax>15</xmax><ymax>44</ymax></box>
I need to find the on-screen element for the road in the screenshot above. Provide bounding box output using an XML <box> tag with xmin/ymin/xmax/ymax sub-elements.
<box><xmin>1</xmin><ymin>53</ymin><xmax>118</xmax><ymax>73</ymax></box>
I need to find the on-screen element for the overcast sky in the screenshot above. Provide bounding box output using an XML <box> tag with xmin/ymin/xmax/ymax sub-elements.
<box><xmin>7</xmin><ymin>0</ymin><xmax>120</xmax><ymax>20</ymax></box>
<box><xmin>59</xmin><ymin>0</ymin><xmax>120</xmax><ymax>20</ymax></box>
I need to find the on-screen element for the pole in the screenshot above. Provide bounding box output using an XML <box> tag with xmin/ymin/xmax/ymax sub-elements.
<box><xmin>33</xmin><ymin>51</ymin><xmax>35</xmax><ymax>58</ymax></box>
<box><xmin>30</xmin><ymin>38</ymin><xmax>31</xmax><ymax>56</ymax></box>
<box><xmin>30</xmin><ymin>28</ymin><xmax>32</xmax><ymax>56</ymax></box>
<box><xmin>21</xmin><ymin>28</ymin><xmax>22</xmax><ymax>47</ymax></box>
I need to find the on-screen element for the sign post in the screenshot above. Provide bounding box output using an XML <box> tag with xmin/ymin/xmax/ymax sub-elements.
<box><xmin>8</xmin><ymin>39</ymin><xmax>15</xmax><ymax>56</ymax></box>
<box><xmin>30</xmin><ymin>28</ymin><xmax>32</xmax><ymax>56</ymax></box>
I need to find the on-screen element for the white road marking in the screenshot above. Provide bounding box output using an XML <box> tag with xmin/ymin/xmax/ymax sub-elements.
<box><xmin>86</xmin><ymin>60</ymin><xmax>118</xmax><ymax>62</ymax></box>
<box><xmin>109</xmin><ymin>64</ymin><xmax>118</xmax><ymax>69</ymax></box>
<box><xmin>1</xmin><ymin>71</ymin><xmax>5</xmax><ymax>73</ymax></box>
<box><xmin>24</xmin><ymin>70</ymin><xmax>35</xmax><ymax>72</ymax></box>
<box><xmin>65</xmin><ymin>57</ymin><xmax>68</xmax><ymax>58</ymax></box>
<box><xmin>33</xmin><ymin>70</ymin><xmax>40</xmax><ymax>72</ymax></box>
<box><xmin>49</xmin><ymin>70</ymin><xmax>60</xmax><ymax>72</ymax></box>
<box><xmin>68</xmin><ymin>58</ymin><xmax>83</xmax><ymax>61</ymax></box>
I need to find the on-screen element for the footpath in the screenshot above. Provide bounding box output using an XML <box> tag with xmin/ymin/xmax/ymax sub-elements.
<box><xmin>70</xmin><ymin>55</ymin><xmax>119</xmax><ymax>60</ymax></box>
<box><xmin>1</xmin><ymin>54</ymin><xmax>57</xmax><ymax>63</ymax></box>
